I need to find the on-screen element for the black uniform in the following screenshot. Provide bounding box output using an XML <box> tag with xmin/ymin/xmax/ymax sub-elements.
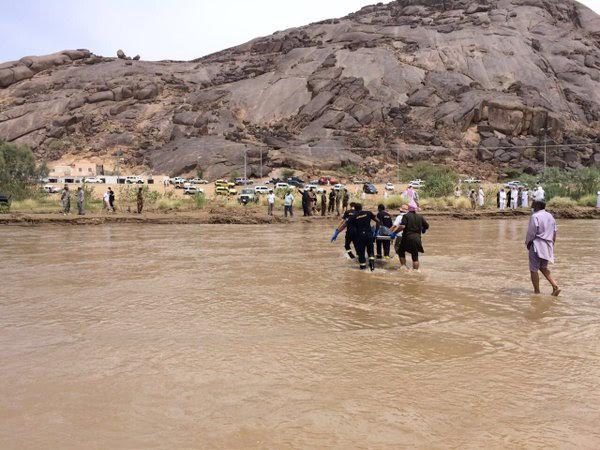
<box><xmin>342</xmin><ymin>209</ymin><xmax>358</xmax><ymax>258</ymax></box>
<box><xmin>328</xmin><ymin>190</ymin><xmax>336</xmax><ymax>213</ymax></box>
<box><xmin>301</xmin><ymin>190</ymin><xmax>309</xmax><ymax>216</ymax></box>
<box><xmin>376</xmin><ymin>210</ymin><xmax>393</xmax><ymax>258</ymax></box>
<box><xmin>398</xmin><ymin>211</ymin><xmax>429</xmax><ymax>262</ymax></box>
<box><xmin>347</xmin><ymin>210</ymin><xmax>377</xmax><ymax>270</ymax></box>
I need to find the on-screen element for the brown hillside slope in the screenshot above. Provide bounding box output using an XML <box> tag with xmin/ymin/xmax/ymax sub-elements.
<box><xmin>1</xmin><ymin>0</ymin><xmax>600</xmax><ymax>179</ymax></box>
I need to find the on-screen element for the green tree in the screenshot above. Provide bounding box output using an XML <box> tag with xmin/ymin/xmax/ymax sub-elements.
<box><xmin>0</xmin><ymin>140</ymin><xmax>48</xmax><ymax>200</ymax></box>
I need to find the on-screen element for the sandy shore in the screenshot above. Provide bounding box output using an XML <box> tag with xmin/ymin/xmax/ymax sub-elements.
<box><xmin>1</xmin><ymin>207</ymin><xmax>598</xmax><ymax>226</ymax></box>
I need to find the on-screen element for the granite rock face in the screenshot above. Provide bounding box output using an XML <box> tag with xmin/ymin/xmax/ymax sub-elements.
<box><xmin>1</xmin><ymin>0</ymin><xmax>600</xmax><ymax>177</ymax></box>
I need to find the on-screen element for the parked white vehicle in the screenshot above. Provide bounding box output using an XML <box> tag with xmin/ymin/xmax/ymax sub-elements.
<box><xmin>463</xmin><ymin>178</ymin><xmax>482</xmax><ymax>184</ymax></box>
<box><xmin>409</xmin><ymin>179</ymin><xmax>425</xmax><ymax>188</ymax></box>
<box><xmin>125</xmin><ymin>176</ymin><xmax>144</xmax><ymax>184</ymax></box>
<box><xmin>275</xmin><ymin>182</ymin><xmax>290</xmax><ymax>190</ymax></box>
<box><xmin>83</xmin><ymin>177</ymin><xmax>104</xmax><ymax>184</ymax></box>
<box><xmin>43</xmin><ymin>185</ymin><xmax>61</xmax><ymax>194</ymax></box>
<box><xmin>385</xmin><ymin>182</ymin><xmax>395</xmax><ymax>191</ymax></box>
<box><xmin>189</xmin><ymin>178</ymin><xmax>208</xmax><ymax>185</ymax></box>
<box><xmin>254</xmin><ymin>186</ymin><xmax>272</xmax><ymax>194</ymax></box>
<box><xmin>333</xmin><ymin>183</ymin><xmax>346</xmax><ymax>191</ymax></box>
<box><xmin>183</xmin><ymin>186</ymin><xmax>204</xmax><ymax>195</ymax></box>
<box><xmin>304</xmin><ymin>184</ymin><xmax>318</xmax><ymax>191</ymax></box>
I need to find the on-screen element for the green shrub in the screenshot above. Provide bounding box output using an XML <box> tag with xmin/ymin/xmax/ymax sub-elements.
<box><xmin>401</xmin><ymin>162</ymin><xmax>458</xmax><ymax>198</ymax></box>
<box><xmin>453</xmin><ymin>197</ymin><xmax>471</xmax><ymax>209</ymax></box>
<box><xmin>192</xmin><ymin>193</ymin><xmax>207</xmax><ymax>209</ymax></box>
<box><xmin>577</xmin><ymin>194</ymin><xmax>597</xmax><ymax>207</ymax></box>
<box><xmin>547</xmin><ymin>196</ymin><xmax>576</xmax><ymax>208</ymax></box>
<box><xmin>47</xmin><ymin>139</ymin><xmax>65</xmax><ymax>151</ymax></box>
<box><xmin>383</xmin><ymin>195</ymin><xmax>405</xmax><ymax>209</ymax></box>
<box><xmin>338</xmin><ymin>163</ymin><xmax>359</xmax><ymax>176</ymax></box>
<box><xmin>281</xmin><ymin>168</ymin><xmax>295</xmax><ymax>179</ymax></box>
<box><xmin>156</xmin><ymin>198</ymin><xmax>183</xmax><ymax>211</ymax></box>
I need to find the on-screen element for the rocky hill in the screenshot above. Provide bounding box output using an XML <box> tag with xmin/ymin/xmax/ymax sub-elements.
<box><xmin>1</xmin><ymin>0</ymin><xmax>600</xmax><ymax>179</ymax></box>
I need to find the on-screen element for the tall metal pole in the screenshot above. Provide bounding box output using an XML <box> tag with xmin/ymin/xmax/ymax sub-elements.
<box><xmin>543</xmin><ymin>130</ymin><xmax>547</xmax><ymax>171</ymax></box>
<box><xmin>397</xmin><ymin>147</ymin><xmax>400</xmax><ymax>183</ymax></box>
<box><xmin>244</xmin><ymin>149</ymin><xmax>247</xmax><ymax>180</ymax></box>
<box><xmin>260</xmin><ymin>149</ymin><xmax>263</xmax><ymax>179</ymax></box>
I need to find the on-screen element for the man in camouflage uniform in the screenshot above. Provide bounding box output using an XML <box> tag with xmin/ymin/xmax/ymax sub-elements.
<box><xmin>61</xmin><ymin>185</ymin><xmax>71</xmax><ymax>215</ymax></box>
<box><xmin>137</xmin><ymin>187</ymin><xmax>144</xmax><ymax>214</ymax></box>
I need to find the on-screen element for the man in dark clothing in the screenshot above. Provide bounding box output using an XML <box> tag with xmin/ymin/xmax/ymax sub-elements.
<box><xmin>376</xmin><ymin>204</ymin><xmax>393</xmax><ymax>259</ymax></box>
<box><xmin>332</xmin><ymin>203</ymin><xmax>380</xmax><ymax>271</ymax></box>
<box><xmin>506</xmin><ymin>188</ymin><xmax>512</xmax><ymax>210</ymax></box>
<box><xmin>108</xmin><ymin>187</ymin><xmax>115</xmax><ymax>212</ymax></box>
<box><xmin>342</xmin><ymin>202</ymin><xmax>358</xmax><ymax>259</ymax></box>
<box><xmin>328</xmin><ymin>190</ymin><xmax>336</xmax><ymax>214</ymax></box>
<box><xmin>497</xmin><ymin>190</ymin><xmax>501</xmax><ymax>208</ymax></box>
<box><xmin>307</xmin><ymin>188</ymin><xmax>317</xmax><ymax>216</ymax></box>
<box><xmin>301</xmin><ymin>189</ymin><xmax>309</xmax><ymax>217</ymax></box>
<box><xmin>320</xmin><ymin>191</ymin><xmax>327</xmax><ymax>216</ymax></box>
<box><xmin>395</xmin><ymin>205</ymin><xmax>429</xmax><ymax>270</ymax></box>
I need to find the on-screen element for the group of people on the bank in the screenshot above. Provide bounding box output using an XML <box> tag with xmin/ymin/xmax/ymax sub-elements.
<box><xmin>59</xmin><ymin>186</ymin><xmax>145</xmax><ymax>215</ymax></box>
<box><xmin>267</xmin><ymin>187</ymin><xmax>352</xmax><ymax>218</ymax></box>
<box><xmin>497</xmin><ymin>185</ymin><xmax>545</xmax><ymax>210</ymax></box>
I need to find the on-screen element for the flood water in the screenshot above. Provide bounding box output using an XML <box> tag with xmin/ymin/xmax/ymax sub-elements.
<box><xmin>1</xmin><ymin>220</ymin><xmax>600</xmax><ymax>449</ymax></box>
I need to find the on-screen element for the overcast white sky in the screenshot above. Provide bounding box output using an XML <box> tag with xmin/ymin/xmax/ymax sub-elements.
<box><xmin>1</xmin><ymin>0</ymin><xmax>599</xmax><ymax>63</ymax></box>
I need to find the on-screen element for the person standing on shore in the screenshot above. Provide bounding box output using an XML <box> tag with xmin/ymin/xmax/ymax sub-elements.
<box><xmin>533</xmin><ymin>185</ymin><xmax>545</xmax><ymax>202</ymax></box>
<box><xmin>301</xmin><ymin>189</ymin><xmax>309</xmax><ymax>217</ymax></box>
<box><xmin>469</xmin><ymin>189</ymin><xmax>477</xmax><ymax>209</ymax></box>
<box><xmin>137</xmin><ymin>187</ymin><xmax>144</xmax><ymax>214</ymax></box>
<box><xmin>334</xmin><ymin>190</ymin><xmax>341</xmax><ymax>216</ymax></box>
<box><xmin>511</xmin><ymin>186</ymin><xmax>519</xmax><ymax>209</ymax></box>
<box><xmin>284</xmin><ymin>191</ymin><xmax>294</xmax><ymax>217</ymax></box>
<box><xmin>61</xmin><ymin>186</ymin><xmax>71</xmax><ymax>215</ymax></box>
<box><xmin>522</xmin><ymin>188</ymin><xmax>529</xmax><ymax>208</ymax></box>
<box><xmin>108</xmin><ymin>187</ymin><xmax>115</xmax><ymax>212</ymax></box>
<box><xmin>394</xmin><ymin>205</ymin><xmax>429</xmax><ymax>271</ymax></box>
<box><xmin>499</xmin><ymin>188</ymin><xmax>507</xmax><ymax>210</ymax></box>
<box><xmin>103</xmin><ymin>189</ymin><xmax>110</xmax><ymax>211</ymax></box>
<box><xmin>267</xmin><ymin>191</ymin><xmax>275</xmax><ymax>216</ymax></box>
<box><xmin>526</xmin><ymin>201</ymin><xmax>561</xmax><ymax>296</ymax></box>
<box><xmin>342</xmin><ymin>190</ymin><xmax>349</xmax><ymax>213</ymax></box>
<box><xmin>328</xmin><ymin>189</ymin><xmax>335</xmax><ymax>214</ymax></box>
<box><xmin>597</xmin><ymin>191</ymin><xmax>600</xmax><ymax>208</ymax></box>
<box><xmin>76</xmin><ymin>186</ymin><xmax>85</xmax><ymax>215</ymax></box>
<box><xmin>320</xmin><ymin>191</ymin><xmax>327</xmax><ymax>216</ymax></box>
<box><xmin>405</xmin><ymin>185</ymin><xmax>419</xmax><ymax>210</ymax></box>
<box><xmin>478</xmin><ymin>187</ymin><xmax>485</xmax><ymax>207</ymax></box>
<box><xmin>307</xmin><ymin>188</ymin><xmax>317</xmax><ymax>216</ymax></box>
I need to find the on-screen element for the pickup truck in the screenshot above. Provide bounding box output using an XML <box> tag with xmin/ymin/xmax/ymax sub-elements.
<box><xmin>238</xmin><ymin>188</ymin><xmax>259</xmax><ymax>204</ymax></box>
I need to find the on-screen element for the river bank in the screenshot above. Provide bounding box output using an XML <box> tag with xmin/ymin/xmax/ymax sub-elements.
<box><xmin>1</xmin><ymin>206</ymin><xmax>598</xmax><ymax>226</ymax></box>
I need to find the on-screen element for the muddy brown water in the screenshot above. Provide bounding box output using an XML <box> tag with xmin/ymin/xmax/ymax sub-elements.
<box><xmin>1</xmin><ymin>220</ymin><xmax>599</xmax><ymax>449</ymax></box>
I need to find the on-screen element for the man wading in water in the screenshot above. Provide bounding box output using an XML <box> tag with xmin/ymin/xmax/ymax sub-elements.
<box><xmin>526</xmin><ymin>200</ymin><xmax>561</xmax><ymax>296</ymax></box>
<box><xmin>393</xmin><ymin>205</ymin><xmax>429</xmax><ymax>271</ymax></box>
<box><xmin>332</xmin><ymin>203</ymin><xmax>381</xmax><ymax>271</ymax></box>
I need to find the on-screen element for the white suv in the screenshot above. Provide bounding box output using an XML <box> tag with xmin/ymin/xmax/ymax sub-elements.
<box><xmin>254</xmin><ymin>186</ymin><xmax>272</xmax><ymax>194</ymax></box>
